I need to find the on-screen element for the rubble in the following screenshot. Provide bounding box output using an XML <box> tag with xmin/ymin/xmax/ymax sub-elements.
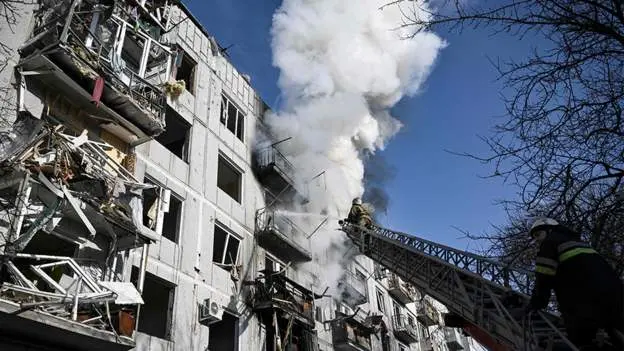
<box><xmin>0</xmin><ymin>113</ymin><xmax>157</xmax><ymax>339</ymax></box>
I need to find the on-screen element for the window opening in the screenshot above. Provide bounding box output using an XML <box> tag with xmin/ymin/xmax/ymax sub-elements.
<box><xmin>172</xmin><ymin>49</ymin><xmax>196</xmax><ymax>95</ymax></box>
<box><xmin>212</xmin><ymin>224</ymin><xmax>241</xmax><ymax>268</ymax></box>
<box><xmin>220</xmin><ymin>94</ymin><xmax>245</xmax><ymax>141</ymax></box>
<box><xmin>131</xmin><ymin>268</ymin><xmax>175</xmax><ymax>340</ymax></box>
<box><xmin>155</xmin><ymin>107</ymin><xmax>191</xmax><ymax>162</ymax></box>
<box><xmin>217</xmin><ymin>155</ymin><xmax>242</xmax><ymax>202</ymax></box>
<box><xmin>376</xmin><ymin>289</ymin><xmax>385</xmax><ymax>313</ymax></box>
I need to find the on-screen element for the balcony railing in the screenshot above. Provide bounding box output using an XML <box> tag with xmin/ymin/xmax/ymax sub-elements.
<box><xmin>256</xmin><ymin>146</ymin><xmax>295</xmax><ymax>182</ymax></box>
<box><xmin>247</xmin><ymin>272</ymin><xmax>315</xmax><ymax>326</ymax></box>
<box><xmin>417</xmin><ymin>300</ymin><xmax>438</xmax><ymax>327</ymax></box>
<box><xmin>444</xmin><ymin>327</ymin><xmax>466</xmax><ymax>351</ymax></box>
<box><xmin>20</xmin><ymin>0</ymin><xmax>172</xmax><ymax>138</ymax></box>
<box><xmin>331</xmin><ymin>312</ymin><xmax>372</xmax><ymax>351</ymax></box>
<box><xmin>254</xmin><ymin>145</ymin><xmax>305</xmax><ymax>200</ymax></box>
<box><xmin>392</xmin><ymin>315</ymin><xmax>418</xmax><ymax>344</ymax></box>
<box><xmin>387</xmin><ymin>273</ymin><xmax>418</xmax><ymax>305</ymax></box>
<box><xmin>255</xmin><ymin>209</ymin><xmax>312</xmax><ymax>262</ymax></box>
<box><xmin>338</xmin><ymin>271</ymin><xmax>367</xmax><ymax>306</ymax></box>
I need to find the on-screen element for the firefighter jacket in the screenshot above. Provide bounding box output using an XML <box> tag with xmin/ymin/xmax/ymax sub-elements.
<box><xmin>348</xmin><ymin>203</ymin><xmax>369</xmax><ymax>222</ymax></box>
<box><xmin>529</xmin><ymin>227</ymin><xmax>623</xmax><ymax>326</ymax></box>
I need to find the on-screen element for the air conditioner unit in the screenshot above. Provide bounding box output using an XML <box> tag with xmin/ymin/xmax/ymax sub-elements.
<box><xmin>199</xmin><ymin>298</ymin><xmax>224</xmax><ymax>326</ymax></box>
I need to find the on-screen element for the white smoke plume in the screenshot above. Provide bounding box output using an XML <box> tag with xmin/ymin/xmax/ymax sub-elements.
<box><xmin>265</xmin><ymin>0</ymin><xmax>445</xmax><ymax>296</ymax></box>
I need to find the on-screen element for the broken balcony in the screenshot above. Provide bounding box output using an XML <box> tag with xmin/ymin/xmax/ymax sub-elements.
<box><xmin>417</xmin><ymin>300</ymin><xmax>438</xmax><ymax>327</ymax></box>
<box><xmin>18</xmin><ymin>0</ymin><xmax>174</xmax><ymax>144</ymax></box>
<box><xmin>255</xmin><ymin>209</ymin><xmax>312</xmax><ymax>263</ymax></box>
<box><xmin>387</xmin><ymin>273</ymin><xmax>418</xmax><ymax>305</ymax></box>
<box><xmin>247</xmin><ymin>271</ymin><xmax>318</xmax><ymax>327</ymax></box>
<box><xmin>337</xmin><ymin>271</ymin><xmax>367</xmax><ymax>306</ymax></box>
<box><xmin>253</xmin><ymin>145</ymin><xmax>306</xmax><ymax>203</ymax></box>
<box><xmin>0</xmin><ymin>116</ymin><xmax>157</xmax><ymax>350</ymax></box>
<box><xmin>392</xmin><ymin>315</ymin><xmax>418</xmax><ymax>344</ymax></box>
<box><xmin>331</xmin><ymin>311</ymin><xmax>374</xmax><ymax>351</ymax></box>
<box><xmin>444</xmin><ymin>327</ymin><xmax>466</xmax><ymax>351</ymax></box>
<box><xmin>420</xmin><ymin>339</ymin><xmax>434</xmax><ymax>351</ymax></box>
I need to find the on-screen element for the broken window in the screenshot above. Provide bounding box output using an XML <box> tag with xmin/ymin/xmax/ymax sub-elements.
<box><xmin>155</xmin><ymin>107</ymin><xmax>191</xmax><ymax>162</ymax></box>
<box><xmin>131</xmin><ymin>268</ymin><xmax>175</xmax><ymax>340</ymax></box>
<box><xmin>141</xmin><ymin>177</ymin><xmax>182</xmax><ymax>243</ymax></box>
<box><xmin>315</xmin><ymin>306</ymin><xmax>323</xmax><ymax>322</ymax></box>
<box><xmin>376</xmin><ymin>289</ymin><xmax>385</xmax><ymax>313</ymax></box>
<box><xmin>220</xmin><ymin>94</ymin><xmax>245</xmax><ymax>142</ymax></box>
<box><xmin>142</xmin><ymin>177</ymin><xmax>160</xmax><ymax>230</ymax></box>
<box><xmin>212</xmin><ymin>223</ymin><xmax>241</xmax><ymax>268</ymax></box>
<box><xmin>217</xmin><ymin>154</ymin><xmax>242</xmax><ymax>203</ymax></box>
<box><xmin>161</xmin><ymin>192</ymin><xmax>182</xmax><ymax>243</ymax></box>
<box><xmin>172</xmin><ymin>48</ymin><xmax>196</xmax><ymax>95</ymax></box>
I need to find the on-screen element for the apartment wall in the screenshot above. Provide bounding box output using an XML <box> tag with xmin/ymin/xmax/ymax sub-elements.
<box><xmin>129</xmin><ymin>4</ymin><xmax>269</xmax><ymax>350</ymax></box>
<box><xmin>0</xmin><ymin>2</ymin><xmax>38</xmax><ymax>128</ymax></box>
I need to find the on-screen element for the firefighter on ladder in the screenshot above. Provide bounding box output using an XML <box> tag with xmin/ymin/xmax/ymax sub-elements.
<box><xmin>347</xmin><ymin>197</ymin><xmax>373</xmax><ymax>228</ymax></box>
<box><xmin>526</xmin><ymin>218</ymin><xmax>624</xmax><ymax>350</ymax></box>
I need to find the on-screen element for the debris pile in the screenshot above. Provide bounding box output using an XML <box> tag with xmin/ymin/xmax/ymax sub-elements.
<box><xmin>0</xmin><ymin>113</ymin><xmax>156</xmax><ymax>336</ymax></box>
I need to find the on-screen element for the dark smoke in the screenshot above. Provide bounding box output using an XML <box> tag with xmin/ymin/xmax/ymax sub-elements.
<box><xmin>362</xmin><ymin>152</ymin><xmax>396</xmax><ymax>218</ymax></box>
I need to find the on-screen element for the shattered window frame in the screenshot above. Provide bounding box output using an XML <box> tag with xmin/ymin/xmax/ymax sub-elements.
<box><xmin>172</xmin><ymin>47</ymin><xmax>197</xmax><ymax>95</ymax></box>
<box><xmin>212</xmin><ymin>222</ymin><xmax>241</xmax><ymax>269</ymax></box>
<box><xmin>376</xmin><ymin>288</ymin><xmax>385</xmax><ymax>313</ymax></box>
<box><xmin>141</xmin><ymin>175</ymin><xmax>183</xmax><ymax>244</ymax></box>
<box><xmin>220</xmin><ymin>93</ymin><xmax>245</xmax><ymax>142</ymax></box>
<box><xmin>155</xmin><ymin>107</ymin><xmax>191</xmax><ymax>163</ymax></box>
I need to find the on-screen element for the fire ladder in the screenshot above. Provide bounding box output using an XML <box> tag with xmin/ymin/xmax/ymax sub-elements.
<box><xmin>339</xmin><ymin>222</ymin><xmax>578</xmax><ymax>351</ymax></box>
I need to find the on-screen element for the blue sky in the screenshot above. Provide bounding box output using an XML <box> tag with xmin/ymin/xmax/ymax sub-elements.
<box><xmin>187</xmin><ymin>0</ymin><xmax>534</xmax><ymax>251</ymax></box>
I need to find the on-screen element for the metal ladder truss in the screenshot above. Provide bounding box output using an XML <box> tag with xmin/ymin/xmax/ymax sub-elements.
<box><xmin>340</xmin><ymin>222</ymin><xmax>577</xmax><ymax>350</ymax></box>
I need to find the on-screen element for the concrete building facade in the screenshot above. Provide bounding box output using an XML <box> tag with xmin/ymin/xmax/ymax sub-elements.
<box><xmin>0</xmin><ymin>1</ymin><xmax>482</xmax><ymax>351</ymax></box>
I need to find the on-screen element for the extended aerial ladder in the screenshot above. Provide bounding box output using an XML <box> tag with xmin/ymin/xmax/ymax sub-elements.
<box><xmin>339</xmin><ymin>221</ymin><xmax>579</xmax><ymax>351</ymax></box>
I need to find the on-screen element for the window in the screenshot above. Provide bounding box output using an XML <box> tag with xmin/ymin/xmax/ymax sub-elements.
<box><xmin>220</xmin><ymin>94</ymin><xmax>245</xmax><ymax>141</ymax></box>
<box><xmin>173</xmin><ymin>48</ymin><xmax>197</xmax><ymax>95</ymax></box>
<box><xmin>161</xmin><ymin>193</ymin><xmax>182</xmax><ymax>243</ymax></box>
<box><xmin>376</xmin><ymin>289</ymin><xmax>385</xmax><ymax>312</ymax></box>
<box><xmin>217</xmin><ymin>154</ymin><xmax>242</xmax><ymax>202</ymax></box>
<box><xmin>131</xmin><ymin>269</ymin><xmax>175</xmax><ymax>340</ymax></box>
<box><xmin>315</xmin><ymin>306</ymin><xmax>323</xmax><ymax>322</ymax></box>
<box><xmin>142</xmin><ymin>177</ymin><xmax>182</xmax><ymax>243</ymax></box>
<box><xmin>355</xmin><ymin>269</ymin><xmax>367</xmax><ymax>281</ymax></box>
<box><xmin>212</xmin><ymin>223</ymin><xmax>241</xmax><ymax>268</ymax></box>
<box><xmin>408</xmin><ymin>315</ymin><xmax>415</xmax><ymax>327</ymax></box>
<box><xmin>393</xmin><ymin>301</ymin><xmax>401</xmax><ymax>319</ymax></box>
<box><xmin>156</xmin><ymin>107</ymin><xmax>191</xmax><ymax>162</ymax></box>
<box><xmin>398</xmin><ymin>343</ymin><xmax>407</xmax><ymax>351</ymax></box>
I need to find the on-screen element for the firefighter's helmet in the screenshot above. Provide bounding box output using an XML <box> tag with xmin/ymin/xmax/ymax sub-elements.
<box><xmin>352</xmin><ymin>197</ymin><xmax>362</xmax><ymax>205</ymax></box>
<box><xmin>529</xmin><ymin>218</ymin><xmax>559</xmax><ymax>238</ymax></box>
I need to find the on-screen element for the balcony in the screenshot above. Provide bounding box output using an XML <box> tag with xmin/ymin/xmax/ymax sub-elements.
<box><xmin>247</xmin><ymin>272</ymin><xmax>317</xmax><ymax>327</ymax></box>
<box><xmin>331</xmin><ymin>311</ymin><xmax>373</xmax><ymax>351</ymax></box>
<box><xmin>420</xmin><ymin>339</ymin><xmax>434</xmax><ymax>351</ymax></box>
<box><xmin>444</xmin><ymin>328</ymin><xmax>466</xmax><ymax>351</ymax></box>
<box><xmin>417</xmin><ymin>300</ymin><xmax>438</xmax><ymax>327</ymax></box>
<box><xmin>337</xmin><ymin>271</ymin><xmax>367</xmax><ymax>306</ymax></box>
<box><xmin>392</xmin><ymin>315</ymin><xmax>418</xmax><ymax>344</ymax></box>
<box><xmin>253</xmin><ymin>146</ymin><xmax>307</xmax><ymax>202</ymax></box>
<box><xmin>19</xmin><ymin>0</ymin><xmax>173</xmax><ymax>144</ymax></box>
<box><xmin>387</xmin><ymin>273</ymin><xmax>418</xmax><ymax>305</ymax></box>
<box><xmin>0</xmin><ymin>116</ymin><xmax>156</xmax><ymax>351</ymax></box>
<box><xmin>255</xmin><ymin>209</ymin><xmax>312</xmax><ymax>262</ymax></box>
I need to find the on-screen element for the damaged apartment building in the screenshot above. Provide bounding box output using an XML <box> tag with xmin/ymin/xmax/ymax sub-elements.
<box><xmin>0</xmin><ymin>1</ymin><xmax>479</xmax><ymax>350</ymax></box>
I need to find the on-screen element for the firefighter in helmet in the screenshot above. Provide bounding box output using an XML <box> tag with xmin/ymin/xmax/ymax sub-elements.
<box><xmin>347</xmin><ymin>197</ymin><xmax>373</xmax><ymax>228</ymax></box>
<box><xmin>526</xmin><ymin>218</ymin><xmax>624</xmax><ymax>350</ymax></box>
